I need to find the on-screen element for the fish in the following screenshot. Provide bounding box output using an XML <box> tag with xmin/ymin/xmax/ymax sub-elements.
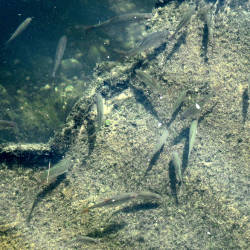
<box><xmin>152</xmin><ymin>129</ymin><xmax>169</xmax><ymax>156</ymax></box>
<box><xmin>117</xmin><ymin>6</ymin><xmax>194</xmax><ymax>57</ymax></box>
<box><xmin>170</xmin><ymin>5</ymin><xmax>196</xmax><ymax>39</ymax></box>
<box><xmin>84</xmin><ymin>13</ymin><xmax>152</xmax><ymax>33</ymax></box>
<box><xmin>83</xmin><ymin>193</ymin><xmax>137</xmax><ymax>213</ymax></box>
<box><xmin>38</xmin><ymin>157</ymin><xmax>72</xmax><ymax>184</ymax></box>
<box><xmin>172</xmin><ymin>90</ymin><xmax>187</xmax><ymax>112</ymax></box>
<box><xmin>135</xmin><ymin>69</ymin><xmax>161</xmax><ymax>91</ymax></box>
<box><xmin>172</xmin><ymin>152</ymin><xmax>182</xmax><ymax>183</ymax></box>
<box><xmin>126</xmin><ymin>29</ymin><xmax>169</xmax><ymax>56</ymax></box>
<box><xmin>5</xmin><ymin>17</ymin><xmax>33</xmax><ymax>45</ymax></box>
<box><xmin>188</xmin><ymin>119</ymin><xmax>198</xmax><ymax>158</ymax></box>
<box><xmin>52</xmin><ymin>35</ymin><xmax>67</xmax><ymax>78</ymax></box>
<box><xmin>135</xmin><ymin>191</ymin><xmax>161</xmax><ymax>200</ymax></box>
<box><xmin>180</xmin><ymin>102</ymin><xmax>201</xmax><ymax>120</ymax></box>
<box><xmin>83</xmin><ymin>191</ymin><xmax>161</xmax><ymax>213</ymax></box>
<box><xmin>96</xmin><ymin>92</ymin><xmax>104</xmax><ymax>129</ymax></box>
<box><xmin>180</xmin><ymin>93</ymin><xmax>213</xmax><ymax>120</ymax></box>
<box><xmin>0</xmin><ymin>120</ymin><xmax>17</xmax><ymax>130</ymax></box>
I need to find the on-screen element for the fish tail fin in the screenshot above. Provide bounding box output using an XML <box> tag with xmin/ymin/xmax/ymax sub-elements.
<box><xmin>4</xmin><ymin>40</ymin><xmax>10</xmax><ymax>47</ymax></box>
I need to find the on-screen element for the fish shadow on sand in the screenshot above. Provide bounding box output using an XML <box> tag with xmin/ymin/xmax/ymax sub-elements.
<box><xmin>242</xmin><ymin>87</ymin><xmax>249</xmax><ymax>124</ymax></box>
<box><xmin>87</xmin><ymin>222</ymin><xmax>127</xmax><ymax>238</ymax></box>
<box><xmin>119</xmin><ymin>202</ymin><xmax>160</xmax><ymax>213</ymax></box>
<box><xmin>198</xmin><ymin>101</ymin><xmax>218</xmax><ymax>124</ymax></box>
<box><xmin>165</xmin><ymin>32</ymin><xmax>187</xmax><ymax>62</ymax></box>
<box><xmin>172</xmin><ymin>127</ymin><xmax>189</xmax><ymax>146</ymax></box>
<box><xmin>86</xmin><ymin>118</ymin><xmax>97</xmax><ymax>156</ymax></box>
<box><xmin>146</xmin><ymin>43</ymin><xmax>167</xmax><ymax>62</ymax></box>
<box><xmin>167</xmin><ymin>104</ymin><xmax>184</xmax><ymax>128</ymax></box>
<box><xmin>169</xmin><ymin>160</ymin><xmax>179</xmax><ymax>204</ymax></box>
<box><xmin>181</xmin><ymin>137</ymin><xmax>189</xmax><ymax>173</ymax></box>
<box><xmin>131</xmin><ymin>86</ymin><xmax>160</xmax><ymax>122</ymax></box>
<box><xmin>145</xmin><ymin>147</ymin><xmax>163</xmax><ymax>176</ymax></box>
<box><xmin>26</xmin><ymin>175</ymin><xmax>67</xmax><ymax>223</ymax></box>
<box><xmin>201</xmin><ymin>23</ymin><xmax>209</xmax><ymax>62</ymax></box>
<box><xmin>172</xmin><ymin>127</ymin><xmax>190</xmax><ymax>173</ymax></box>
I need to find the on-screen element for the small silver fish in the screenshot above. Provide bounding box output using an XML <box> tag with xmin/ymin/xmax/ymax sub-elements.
<box><xmin>38</xmin><ymin>157</ymin><xmax>71</xmax><ymax>184</ymax></box>
<box><xmin>181</xmin><ymin>102</ymin><xmax>201</xmax><ymax>120</ymax></box>
<box><xmin>127</xmin><ymin>29</ymin><xmax>169</xmax><ymax>56</ymax></box>
<box><xmin>136</xmin><ymin>191</ymin><xmax>161</xmax><ymax>200</ymax></box>
<box><xmin>84</xmin><ymin>13</ymin><xmax>152</xmax><ymax>33</ymax></box>
<box><xmin>0</xmin><ymin>120</ymin><xmax>17</xmax><ymax>130</ymax></box>
<box><xmin>152</xmin><ymin>129</ymin><xmax>169</xmax><ymax>156</ymax></box>
<box><xmin>83</xmin><ymin>193</ymin><xmax>137</xmax><ymax>213</ymax></box>
<box><xmin>172</xmin><ymin>152</ymin><xmax>182</xmax><ymax>183</ymax></box>
<box><xmin>188</xmin><ymin>119</ymin><xmax>198</xmax><ymax>158</ymax></box>
<box><xmin>83</xmin><ymin>191</ymin><xmax>161</xmax><ymax>213</ymax></box>
<box><xmin>52</xmin><ymin>35</ymin><xmax>67</xmax><ymax>78</ymax></box>
<box><xmin>135</xmin><ymin>69</ymin><xmax>161</xmax><ymax>91</ymax></box>
<box><xmin>6</xmin><ymin>17</ymin><xmax>33</xmax><ymax>45</ymax></box>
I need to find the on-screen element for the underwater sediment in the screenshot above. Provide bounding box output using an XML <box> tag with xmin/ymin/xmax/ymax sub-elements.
<box><xmin>0</xmin><ymin>0</ymin><xmax>249</xmax><ymax>249</ymax></box>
